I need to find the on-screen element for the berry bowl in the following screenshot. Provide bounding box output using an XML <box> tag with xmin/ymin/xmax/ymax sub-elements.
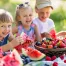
<box><xmin>34</xmin><ymin>38</ymin><xmax>66</xmax><ymax>57</ymax></box>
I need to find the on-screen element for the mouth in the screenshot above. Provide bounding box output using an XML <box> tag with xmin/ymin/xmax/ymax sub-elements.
<box><xmin>2</xmin><ymin>32</ymin><xmax>9</xmax><ymax>37</ymax></box>
<box><xmin>40</xmin><ymin>17</ymin><xmax>47</xmax><ymax>21</ymax></box>
<box><xmin>0</xmin><ymin>32</ymin><xmax>9</xmax><ymax>40</ymax></box>
<box><xmin>2</xmin><ymin>32</ymin><xmax>7</xmax><ymax>35</ymax></box>
<box><xmin>26</xmin><ymin>21</ymin><xmax>31</xmax><ymax>24</ymax></box>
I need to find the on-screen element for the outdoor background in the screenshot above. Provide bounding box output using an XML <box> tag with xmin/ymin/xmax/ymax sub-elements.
<box><xmin>0</xmin><ymin>0</ymin><xmax>66</xmax><ymax>33</ymax></box>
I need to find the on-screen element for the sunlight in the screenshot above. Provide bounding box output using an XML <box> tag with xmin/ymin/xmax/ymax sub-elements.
<box><xmin>51</xmin><ymin>0</ymin><xmax>61</xmax><ymax>9</ymax></box>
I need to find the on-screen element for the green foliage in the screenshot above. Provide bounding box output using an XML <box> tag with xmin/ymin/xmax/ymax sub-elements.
<box><xmin>0</xmin><ymin>0</ymin><xmax>10</xmax><ymax>4</ymax></box>
<box><xmin>0</xmin><ymin>0</ymin><xmax>66</xmax><ymax>32</ymax></box>
<box><xmin>50</xmin><ymin>5</ymin><xmax>66</xmax><ymax>32</ymax></box>
<box><xmin>50</xmin><ymin>6</ymin><xmax>66</xmax><ymax>22</ymax></box>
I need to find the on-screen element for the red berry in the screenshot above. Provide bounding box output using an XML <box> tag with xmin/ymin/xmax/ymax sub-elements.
<box><xmin>51</xmin><ymin>56</ymin><xmax>56</xmax><ymax>61</ymax></box>
<box><xmin>47</xmin><ymin>45</ymin><xmax>53</xmax><ymax>49</ymax></box>
<box><xmin>60</xmin><ymin>55</ymin><xmax>64</xmax><ymax>60</ymax></box>
<box><xmin>45</xmin><ymin>56</ymin><xmax>51</xmax><ymax>61</ymax></box>
<box><xmin>53</xmin><ymin>62</ymin><xmax>58</xmax><ymax>66</ymax></box>
<box><xmin>42</xmin><ymin>43</ymin><xmax>46</xmax><ymax>48</ymax></box>
<box><xmin>64</xmin><ymin>60</ymin><xmax>66</xmax><ymax>63</ymax></box>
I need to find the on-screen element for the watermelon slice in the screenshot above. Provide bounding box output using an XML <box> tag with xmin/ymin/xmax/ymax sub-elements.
<box><xmin>49</xmin><ymin>29</ymin><xmax>56</xmax><ymax>39</ymax></box>
<box><xmin>15</xmin><ymin>32</ymin><xmax>33</xmax><ymax>53</ymax></box>
<box><xmin>2</xmin><ymin>49</ymin><xmax>23</xmax><ymax>66</ymax></box>
<box><xmin>20</xmin><ymin>32</ymin><xmax>33</xmax><ymax>42</ymax></box>
<box><xmin>22</xmin><ymin>47</ymin><xmax>45</xmax><ymax>61</ymax></box>
<box><xmin>22</xmin><ymin>47</ymin><xmax>33</xmax><ymax>56</ymax></box>
<box><xmin>12</xmin><ymin>49</ymin><xmax>23</xmax><ymax>66</ymax></box>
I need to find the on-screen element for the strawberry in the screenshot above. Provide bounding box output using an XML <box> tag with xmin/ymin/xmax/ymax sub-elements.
<box><xmin>45</xmin><ymin>56</ymin><xmax>51</xmax><ymax>61</ymax></box>
<box><xmin>53</xmin><ymin>62</ymin><xmax>58</xmax><ymax>66</ymax></box>
<box><xmin>51</xmin><ymin>56</ymin><xmax>56</xmax><ymax>61</ymax></box>
<box><xmin>64</xmin><ymin>60</ymin><xmax>66</xmax><ymax>63</ymax></box>
<box><xmin>59</xmin><ymin>41</ymin><xmax>66</xmax><ymax>48</ymax></box>
<box><xmin>47</xmin><ymin>45</ymin><xmax>53</xmax><ymax>49</ymax></box>
<box><xmin>60</xmin><ymin>55</ymin><xmax>64</xmax><ymax>60</ymax></box>
<box><xmin>42</xmin><ymin>43</ymin><xmax>46</xmax><ymax>48</ymax></box>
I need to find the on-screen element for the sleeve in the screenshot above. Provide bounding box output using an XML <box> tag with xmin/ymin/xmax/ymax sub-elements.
<box><xmin>33</xmin><ymin>18</ymin><xmax>38</xmax><ymax>26</ymax></box>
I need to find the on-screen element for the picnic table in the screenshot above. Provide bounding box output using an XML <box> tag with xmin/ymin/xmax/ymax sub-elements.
<box><xmin>25</xmin><ymin>60</ymin><xmax>66</xmax><ymax>66</ymax></box>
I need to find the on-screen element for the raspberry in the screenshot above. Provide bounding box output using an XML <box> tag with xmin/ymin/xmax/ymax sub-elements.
<box><xmin>51</xmin><ymin>56</ymin><xmax>56</xmax><ymax>61</ymax></box>
<box><xmin>60</xmin><ymin>55</ymin><xmax>64</xmax><ymax>60</ymax></box>
<box><xmin>64</xmin><ymin>60</ymin><xmax>66</xmax><ymax>63</ymax></box>
<box><xmin>45</xmin><ymin>56</ymin><xmax>51</xmax><ymax>61</ymax></box>
<box><xmin>53</xmin><ymin>62</ymin><xmax>58</xmax><ymax>66</ymax></box>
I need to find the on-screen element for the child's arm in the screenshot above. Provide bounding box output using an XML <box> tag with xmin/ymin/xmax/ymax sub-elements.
<box><xmin>1</xmin><ymin>38</ymin><xmax>19</xmax><ymax>52</ymax></box>
<box><xmin>1</xmin><ymin>33</ymin><xmax>24</xmax><ymax>52</ymax></box>
<box><xmin>34</xmin><ymin>24</ymin><xmax>42</xmax><ymax>42</ymax></box>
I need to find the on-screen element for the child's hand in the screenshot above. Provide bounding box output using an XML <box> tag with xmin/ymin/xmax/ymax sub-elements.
<box><xmin>16</xmin><ymin>36</ymin><xmax>25</xmax><ymax>44</ymax></box>
<box><xmin>41</xmin><ymin>32</ymin><xmax>51</xmax><ymax>38</ymax></box>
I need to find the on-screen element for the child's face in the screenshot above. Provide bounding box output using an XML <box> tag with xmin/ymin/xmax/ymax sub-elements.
<box><xmin>36</xmin><ymin>7</ymin><xmax>52</xmax><ymax>22</ymax></box>
<box><xmin>20</xmin><ymin>8</ymin><xmax>33</xmax><ymax>27</ymax></box>
<box><xmin>0</xmin><ymin>22</ymin><xmax>12</xmax><ymax>40</ymax></box>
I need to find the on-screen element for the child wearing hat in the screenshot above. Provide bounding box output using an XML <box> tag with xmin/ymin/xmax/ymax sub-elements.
<box><xmin>33</xmin><ymin>0</ymin><xmax>56</xmax><ymax>39</ymax></box>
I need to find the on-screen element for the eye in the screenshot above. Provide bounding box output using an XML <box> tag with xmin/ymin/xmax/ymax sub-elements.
<box><xmin>8</xmin><ymin>25</ymin><xmax>11</xmax><ymax>28</ymax></box>
<box><xmin>24</xmin><ymin>15</ymin><xmax>27</xmax><ymax>17</ymax></box>
<box><xmin>46</xmin><ymin>12</ymin><xmax>49</xmax><ymax>14</ymax></box>
<box><xmin>29</xmin><ymin>14</ymin><xmax>32</xmax><ymax>16</ymax></box>
<box><xmin>1</xmin><ymin>25</ymin><xmax>5</xmax><ymax>28</ymax></box>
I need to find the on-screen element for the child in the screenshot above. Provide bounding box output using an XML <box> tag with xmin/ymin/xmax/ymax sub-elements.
<box><xmin>13</xmin><ymin>2</ymin><xmax>41</xmax><ymax>53</ymax></box>
<box><xmin>0</xmin><ymin>9</ymin><xmax>24</xmax><ymax>52</ymax></box>
<box><xmin>33</xmin><ymin>0</ymin><xmax>56</xmax><ymax>39</ymax></box>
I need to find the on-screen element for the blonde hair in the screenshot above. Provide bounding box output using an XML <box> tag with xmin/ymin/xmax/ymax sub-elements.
<box><xmin>15</xmin><ymin>2</ymin><xmax>32</xmax><ymax>26</ymax></box>
<box><xmin>0</xmin><ymin>9</ymin><xmax>13</xmax><ymax>23</ymax></box>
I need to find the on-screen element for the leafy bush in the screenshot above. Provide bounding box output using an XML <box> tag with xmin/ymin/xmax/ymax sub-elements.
<box><xmin>50</xmin><ymin>6</ymin><xmax>66</xmax><ymax>32</ymax></box>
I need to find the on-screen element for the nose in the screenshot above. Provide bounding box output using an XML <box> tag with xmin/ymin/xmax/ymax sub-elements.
<box><xmin>5</xmin><ymin>27</ymin><xmax>10</xmax><ymax>32</ymax></box>
<box><xmin>27</xmin><ymin>16</ymin><xmax>30</xmax><ymax>20</ymax></box>
<box><xmin>43</xmin><ymin>13</ymin><xmax>47</xmax><ymax>18</ymax></box>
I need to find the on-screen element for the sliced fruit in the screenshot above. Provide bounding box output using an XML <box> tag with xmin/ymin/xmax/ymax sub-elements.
<box><xmin>22</xmin><ymin>47</ymin><xmax>45</xmax><ymax>61</ymax></box>
<box><xmin>15</xmin><ymin>32</ymin><xmax>33</xmax><ymax>54</ymax></box>
<box><xmin>27</xmin><ymin>49</ymin><xmax>45</xmax><ymax>60</ymax></box>
<box><xmin>12</xmin><ymin>49</ymin><xmax>23</xmax><ymax>66</ymax></box>
<box><xmin>49</xmin><ymin>29</ymin><xmax>56</xmax><ymax>39</ymax></box>
<box><xmin>20</xmin><ymin>32</ymin><xmax>33</xmax><ymax>42</ymax></box>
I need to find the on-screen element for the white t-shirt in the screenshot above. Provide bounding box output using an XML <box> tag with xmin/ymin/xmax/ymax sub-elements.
<box><xmin>33</xmin><ymin>18</ymin><xmax>55</xmax><ymax>33</ymax></box>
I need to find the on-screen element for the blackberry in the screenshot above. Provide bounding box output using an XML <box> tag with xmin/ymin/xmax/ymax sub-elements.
<box><xmin>35</xmin><ymin>41</ymin><xmax>41</xmax><ymax>46</ymax></box>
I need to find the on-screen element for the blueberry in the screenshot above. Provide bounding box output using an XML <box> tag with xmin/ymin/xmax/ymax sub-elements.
<box><xmin>23</xmin><ymin>57</ymin><xmax>31</xmax><ymax>65</ymax></box>
<box><xmin>35</xmin><ymin>41</ymin><xmax>41</xmax><ymax>46</ymax></box>
<box><xmin>21</xmin><ymin>55</ymin><xmax>28</xmax><ymax>59</ymax></box>
<box><xmin>2</xmin><ymin>52</ymin><xmax>7</xmax><ymax>56</ymax></box>
<box><xmin>44</xmin><ymin>64</ymin><xmax>49</xmax><ymax>66</ymax></box>
<box><xmin>21</xmin><ymin>56</ymin><xmax>26</xmax><ymax>59</ymax></box>
<box><xmin>25</xmin><ymin>57</ymin><xmax>31</xmax><ymax>63</ymax></box>
<box><xmin>23</xmin><ymin>59</ymin><xmax>27</xmax><ymax>65</ymax></box>
<box><xmin>54</xmin><ymin>46</ymin><xmax>57</xmax><ymax>49</ymax></box>
<box><xmin>42</xmin><ymin>40</ymin><xmax>44</xmax><ymax>42</ymax></box>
